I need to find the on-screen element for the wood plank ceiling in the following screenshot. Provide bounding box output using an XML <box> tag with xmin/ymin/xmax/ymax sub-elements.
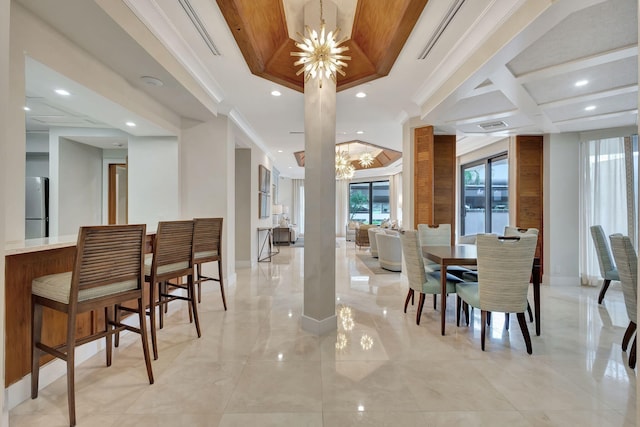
<box><xmin>216</xmin><ymin>0</ymin><xmax>429</xmax><ymax>92</ymax></box>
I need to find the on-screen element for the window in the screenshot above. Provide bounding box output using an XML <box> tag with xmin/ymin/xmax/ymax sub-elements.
<box><xmin>461</xmin><ymin>154</ymin><xmax>508</xmax><ymax>235</ymax></box>
<box><xmin>349</xmin><ymin>180</ymin><xmax>389</xmax><ymax>225</ymax></box>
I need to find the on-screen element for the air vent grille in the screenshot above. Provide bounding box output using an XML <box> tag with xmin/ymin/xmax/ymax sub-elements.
<box><xmin>178</xmin><ymin>0</ymin><xmax>221</xmax><ymax>56</ymax></box>
<box><xmin>418</xmin><ymin>0</ymin><xmax>466</xmax><ymax>60</ymax></box>
<box><xmin>478</xmin><ymin>121</ymin><xmax>508</xmax><ymax>131</ymax></box>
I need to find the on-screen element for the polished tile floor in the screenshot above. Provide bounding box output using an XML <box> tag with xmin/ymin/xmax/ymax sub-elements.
<box><xmin>10</xmin><ymin>240</ymin><xmax>637</xmax><ymax>426</ymax></box>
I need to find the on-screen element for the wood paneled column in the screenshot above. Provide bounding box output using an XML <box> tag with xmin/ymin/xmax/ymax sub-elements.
<box><xmin>514</xmin><ymin>135</ymin><xmax>544</xmax><ymax>273</ymax></box>
<box><xmin>413</xmin><ymin>126</ymin><xmax>456</xmax><ymax>242</ymax></box>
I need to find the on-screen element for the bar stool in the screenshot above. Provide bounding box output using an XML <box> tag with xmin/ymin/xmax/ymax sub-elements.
<box><xmin>135</xmin><ymin>220</ymin><xmax>200</xmax><ymax>360</ymax></box>
<box><xmin>193</xmin><ymin>217</ymin><xmax>226</xmax><ymax>310</ymax></box>
<box><xmin>31</xmin><ymin>224</ymin><xmax>154</xmax><ymax>427</ymax></box>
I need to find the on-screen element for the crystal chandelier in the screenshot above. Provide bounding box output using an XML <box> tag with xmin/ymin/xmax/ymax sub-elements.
<box><xmin>290</xmin><ymin>0</ymin><xmax>351</xmax><ymax>88</ymax></box>
<box><xmin>359</xmin><ymin>152</ymin><xmax>374</xmax><ymax>168</ymax></box>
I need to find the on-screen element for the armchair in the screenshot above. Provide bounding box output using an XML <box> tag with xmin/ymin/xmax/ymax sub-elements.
<box><xmin>376</xmin><ymin>231</ymin><xmax>402</xmax><ymax>272</ymax></box>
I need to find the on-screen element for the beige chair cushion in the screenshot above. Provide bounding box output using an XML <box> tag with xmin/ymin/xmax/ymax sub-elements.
<box><xmin>194</xmin><ymin>250</ymin><xmax>218</xmax><ymax>260</ymax></box>
<box><xmin>144</xmin><ymin>253</ymin><xmax>190</xmax><ymax>276</ymax></box>
<box><xmin>32</xmin><ymin>272</ymin><xmax>137</xmax><ymax>304</ymax></box>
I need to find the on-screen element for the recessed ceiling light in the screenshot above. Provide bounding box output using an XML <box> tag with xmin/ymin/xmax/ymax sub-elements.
<box><xmin>126</xmin><ymin>121</ymin><xmax>136</xmax><ymax>127</ymax></box>
<box><xmin>288</xmin><ymin>166</ymin><xmax>292</xmax><ymax>169</ymax></box>
<box><xmin>55</xmin><ymin>89</ymin><xmax>70</xmax><ymax>96</ymax></box>
<box><xmin>585</xmin><ymin>105</ymin><xmax>596</xmax><ymax>111</ymax></box>
<box><xmin>23</xmin><ymin>106</ymin><xmax>30</xmax><ymax>111</ymax></box>
<box><xmin>355</xmin><ymin>92</ymin><xmax>367</xmax><ymax>98</ymax></box>
<box><xmin>271</xmin><ymin>90</ymin><xmax>281</xmax><ymax>96</ymax></box>
<box><xmin>575</xmin><ymin>80</ymin><xmax>588</xmax><ymax>87</ymax></box>
<box><xmin>356</xmin><ymin>130</ymin><xmax>364</xmax><ymax>135</ymax></box>
<box><xmin>277</xmin><ymin>150</ymin><xmax>283</xmax><ymax>153</ymax></box>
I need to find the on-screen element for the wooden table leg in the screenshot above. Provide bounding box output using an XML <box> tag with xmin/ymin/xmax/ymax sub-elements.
<box><xmin>441</xmin><ymin>262</ymin><xmax>447</xmax><ymax>336</ymax></box>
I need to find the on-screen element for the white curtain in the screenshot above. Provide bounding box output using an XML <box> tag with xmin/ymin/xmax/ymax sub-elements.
<box><xmin>579</xmin><ymin>137</ymin><xmax>628</xmax><ymax>285</ymax></box>
<box><xmin>292</xmin><ymin>179</ymin><xmax>305</xmax><ymax>236</ymax></box>
<box><xmin>335</xmin><ymin>179</ymin><xmax>349</xmax><ymax>236</ymax></box>
<box><xmin>389</xmin><ymin>172</ymin><xmax>402</xmax><ymax>226</ymax></box>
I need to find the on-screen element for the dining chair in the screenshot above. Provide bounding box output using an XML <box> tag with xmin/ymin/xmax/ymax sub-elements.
<box><xmin>504</xmin><ymin>227</ymin><xmax>538</xmax><ymax>322</ymax></box>
<box><xmin>417</xmin><ymin>223</ymin><xmax>471</xmax><ymax>308</ymax></box>
<box><xmin>31</xmin><ymin>225</ymin><xmax>154</xmax><ymax>426</ymax></box>
<box><xmin>193</xmin><ymin>217</ymin><xmax>227</xmax><ymax>310</ymax></box>
<box><xmin>609</xmin><ymin>234</ymin><xmax>637</xmax><ymax>369</ymax></box>
<box><xmin>400</xmin><ymin>230</ymin><xmax>461</xmax><ymax>325</ymax></box>
<box><xmin>455</xmin><ymin>234</ymin><xmax>538</xmax><ymax>354</ymax></box>
<box><xmin>591</xmin><ymin>225</ymin><xmax>620</xmax><ymax>304</ymax></box>
<box><xmin>142</xmin><ymin>220</ymin><xmax>199</xmax><ymax>360</ymax></box>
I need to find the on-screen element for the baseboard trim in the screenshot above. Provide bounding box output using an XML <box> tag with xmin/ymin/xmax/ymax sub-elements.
<box><xmin>544</xmin><ymin>275</ymin><xmax>580</xmax><ymax>287</ymax></box>
<box><xmin>301</xmin><ymin>314</ymin><xmax>337</xmax><ymax>335</ymax></box>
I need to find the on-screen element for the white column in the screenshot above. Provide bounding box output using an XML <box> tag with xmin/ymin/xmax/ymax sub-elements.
<box><xmin>300</xmin><ymin>1</ymin><xmax>338</xmax><ymax>335</ymax></box>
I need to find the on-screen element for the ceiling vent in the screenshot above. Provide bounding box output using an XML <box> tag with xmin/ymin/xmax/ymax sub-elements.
<box><xmin>418</xmin><ymin>0</ymin><xmax>466</xmax><ymax>60</ymax></box>
<box><xmin>478</xmin><ymin>120</ymin><xmax>508</xmax><ymax>131</ymax></box>
<box><xmin>178</xmin><ymin>0</ymin><xmax>221</xmax><ymax>56</ymax></box>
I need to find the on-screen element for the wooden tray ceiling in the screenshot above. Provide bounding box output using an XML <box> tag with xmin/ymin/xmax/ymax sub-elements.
<box><xmin>216</xmin><ymin>0</ymin><xmax>429</xmax><ymax>92</ymax></box>
<box><xmin>294</xmin><ymin>140</ymin><xmax>401</xmax><ymax>170</ymax></box>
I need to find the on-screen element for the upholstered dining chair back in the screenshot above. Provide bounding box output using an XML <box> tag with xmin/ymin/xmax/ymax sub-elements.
<box><xmin>417</xmin><ymin>223</ymin><xmax>452</xmax><ymax>246</ymax></box>
<box><xmin>591</xmin><ymin>225</ymin><xmax>618</xmax><ymax>282</ymax></box>
<box><xmin>476</xmin><ymin>234</ymin><xmax>538</xmax><ymax>313</ymax></box>
<box><xmin>609</xmin><ymin>234</ymin><xmax>637</xmax><ymax>323</ymax></box>
<box><xmin>504</xmin><ymin>226</ymin><xmax>538</xmax><ymax>237</ymax></box>
<box><xmin>400</xmin><ymin>230</ymin><xmax>438</xmax><ymax>292</ymax></box>
<box><xmin>591</xmin><ymin>225</ymin><xmax>621</xmax><ymax>304</ymax></box>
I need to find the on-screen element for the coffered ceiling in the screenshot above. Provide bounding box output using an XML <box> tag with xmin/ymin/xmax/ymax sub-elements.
<box><xmin>16</xmin><ymin>0</ymin><xmax>638</xmax><ymax>178</ymax></box>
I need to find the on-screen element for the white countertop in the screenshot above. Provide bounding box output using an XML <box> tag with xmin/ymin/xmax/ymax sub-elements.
<box><xmin>5</xmin><ymin>226</ymin><xmax>157</xmax><ymax>256</ymax></box>
<box><xmin>5</xmin><ymin>235</ymin><xmax>78</xmax><ymax>256</ymax></box>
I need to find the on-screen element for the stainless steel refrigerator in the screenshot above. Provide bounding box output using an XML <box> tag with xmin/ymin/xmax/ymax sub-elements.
<box><xmin>25</xmin><ymin>176</ymin><xmax>49</xmax><ymax>239</ymax></box>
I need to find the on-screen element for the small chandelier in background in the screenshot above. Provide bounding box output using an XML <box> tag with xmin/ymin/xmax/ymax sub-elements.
<box><xmin>335</xmin><ymin>149</ymin><xmax>355</xmax><ymax>180</ymax></box>
<box><xmin>359</xmin><ymin>152</ymin><xmax>374</xmax><ymax>168</ymax></box>
<box><xmin>291</xmin><ymin>0</ymin><xmax>351</xmax><ymax>88</ymax></box>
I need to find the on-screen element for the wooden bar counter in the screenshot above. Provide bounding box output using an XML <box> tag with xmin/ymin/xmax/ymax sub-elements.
<box><xmin>5</xmin><ymin>233</ymin><xmax>154</xmax><ymax>387</ymax></box>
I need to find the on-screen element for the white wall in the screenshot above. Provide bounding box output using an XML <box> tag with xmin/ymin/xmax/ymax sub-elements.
<box><xmin>26</xmin><ymin>132</ymin><xmax>48</xmax><ymax>152</ymax></box>
<box><xmin>128</xmin><ymin>136</ymin><xmax>180</xmax><ymax>227</ymax></box>
<box><xmin>179</xmin><ymin>116</ymin><xmax>235</xmax><ymax>282</ymax></box>
<box><xmin>235</xmin><ymin>148</ymin><xmax>251</xmax><ymax>266</ymax></box>
<box><xmin>26</xmin><ymin>153</ymin><xmax>49</xmax><ymax>178</ymax></box>
<box><xmin>252</xmin><ymin>147</ymin><xmax>275</xmax><ymax>265</ymax></box>
<box><xmin>278</xmin><ymin>176</ymin><xmax>293</xmax><ymax>222</ymax></box>
<box><xmin>56</xmin><ymin>138</ymin><xmax>103</xmax><ymax>235</ymax></box>
<box><xmin>543</xmin><ymin>133</ymin><xmax>580</xmax><ymax>286</ymax></box>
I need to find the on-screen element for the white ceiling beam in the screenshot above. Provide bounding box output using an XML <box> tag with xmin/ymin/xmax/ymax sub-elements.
<box><xmin>539</xmin><ymin>84</ymin><xmax>638</xmax><ymax>110</ymax></box>
<box><xmin>515</xmin><ymin>45</ymin><xmax>638</xmax><ymax>84</ymax></box>
<box><xmin>553</xmin><ymin>109</ymin><xmax>638</xmax><ymax>126</ymax></box>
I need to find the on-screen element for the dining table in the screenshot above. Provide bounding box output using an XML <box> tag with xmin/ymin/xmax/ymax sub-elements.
<box><xmin>422</xmin><ymin>244</ymin><xmax>541</xmax><ymax>336</ymax></box>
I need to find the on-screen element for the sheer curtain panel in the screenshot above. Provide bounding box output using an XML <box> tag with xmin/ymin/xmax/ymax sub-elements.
<box><xmin>579</xmin><ymin>137</ymin><xmax>628</xmax><ymax>286</ymax></box>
